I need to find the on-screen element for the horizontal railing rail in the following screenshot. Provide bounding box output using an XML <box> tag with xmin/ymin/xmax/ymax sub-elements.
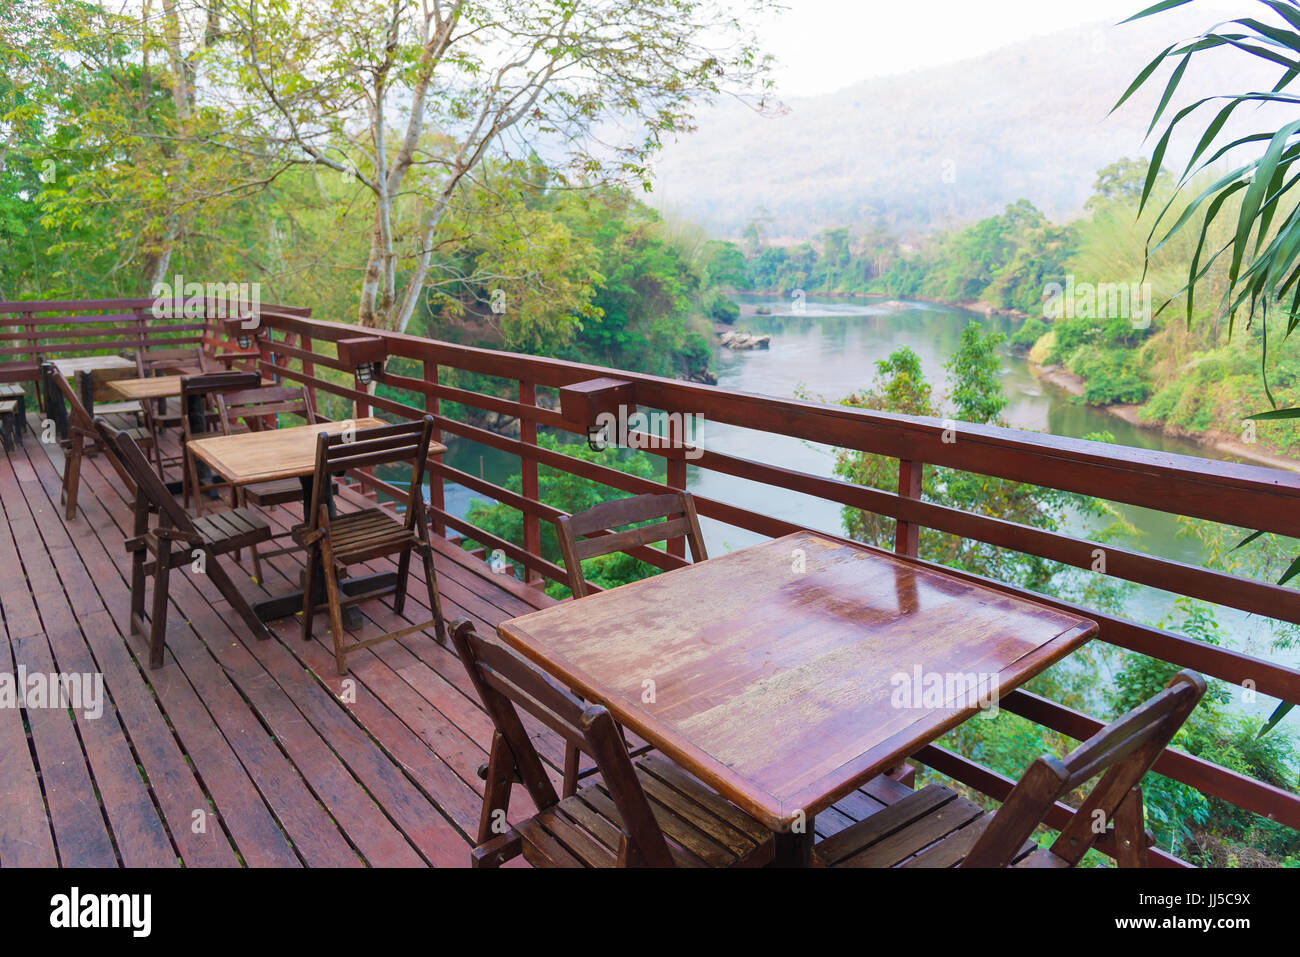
<box><xmin>7</xmin><ymin>297</ymin><xmax>1299</xmax><ymax>865</ymax></box>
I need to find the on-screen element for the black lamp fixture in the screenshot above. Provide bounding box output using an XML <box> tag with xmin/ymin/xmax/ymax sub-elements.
<box><xmin>221</xmin><ymin>315</ymin><xmax>264</xmax><ymax>350</ymax></box>
<box><xmin>337</xmin><ymin>336</ymin><xmax>388</xmax><ymax>385</ymax></box>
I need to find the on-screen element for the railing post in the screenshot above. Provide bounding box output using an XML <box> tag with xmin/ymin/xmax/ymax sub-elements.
<box><xmin>519</xmin><ymin>380</ymin><xmax>542</xmax><ymax>585</ymax></box>
<box><xmin>894</xmin><ymin>458</ymin><xmax>923</xmax><ymax>557</ymax></box>
<box><xmin>667</xmin><ymin>413</ymin><xmax>687</xmax><ymax>559</ymax></box>
<box><xmin>424</xmin><ymin>359</ymin><xmax>445</xmax><ymax>538</ymax></box>
<box><xmin>301</xmin><ymin>333</ymin><xmax>318</xmax><ymax>417</ymax></box>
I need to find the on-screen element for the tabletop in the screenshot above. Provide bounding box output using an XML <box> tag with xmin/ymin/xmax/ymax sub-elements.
<box><xmin>107</xmin><ymin>375</ymin><xmax>274</xmax><ymax>401</ymax></box>
<box><xmin>186</xmin><ymin>417</ymin><xmax>446</xmax><ymax>485</ymax></box>
<box><xmin>107</xmin><ymin>375</ymin><xmax>183</xmax><ymax>401</ymax></box>
<box><xmin>496</xmin><ymin>531</ymin><xmax>1097</xmax><ymax>831</ymax></box>
<box><xmin>51</xmin><ymin>355</ymin><xmax>136</xmax><ymax>376</ymax></box>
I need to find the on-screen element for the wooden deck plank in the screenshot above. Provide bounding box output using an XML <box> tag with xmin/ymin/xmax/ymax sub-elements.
<box><xmin>55</xmin><ymin>442</ymin><xmax>361</xmax><ymax>867</ymax></box>
<box><xmin>23</xmin><ymin>441</ymin><xmax>301</xmax><ymax>867</ymax></box>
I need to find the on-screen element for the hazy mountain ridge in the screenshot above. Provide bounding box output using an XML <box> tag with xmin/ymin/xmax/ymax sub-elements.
<box><xmin>650</xmin><ymin>8</ymin><xmax>1277</xmax><ymax>240</ymax></box>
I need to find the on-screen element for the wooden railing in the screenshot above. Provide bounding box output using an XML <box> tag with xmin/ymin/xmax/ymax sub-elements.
<box><xmin>6</xmin><ymin>298</ymin><xmax>1299</xmax><ymax>867</ymax></box>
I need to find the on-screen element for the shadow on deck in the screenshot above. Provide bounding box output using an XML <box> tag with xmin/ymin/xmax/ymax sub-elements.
<box><xmin>0</xmin><ymin>414</ymin><xmax>909</xmax><ymax>866</ymax></box>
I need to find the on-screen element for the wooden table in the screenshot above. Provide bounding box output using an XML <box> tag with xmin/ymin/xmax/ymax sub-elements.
<box><xmin>48</xmin><ymin>355</ymin><xmax>138</xmax><ymax>437</ymax></box>
<box><xmin>187</xmin><ymin>418</ymin><xmax>447</xmax><ymax>623</ymax></box>
<box><xmin>106</xmin><ymin>375</ymin><xmax>184</xmax><ymax>401</ymax></box>
<box><xmin>496</xmin><ymin>531</ymin><xmax>1097</xmax><ymax>866</ymax></box>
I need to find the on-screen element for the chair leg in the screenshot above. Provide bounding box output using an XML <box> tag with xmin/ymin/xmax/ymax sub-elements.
<box><xmin>63</xmin><ymin>432</ymin><xmax>83</xmax><ymax>521</ymax></box>
<box><xmin>300</xmin><ymin>544</ymin><xmax>318</xmax><ymax>643</ymax></box>
<box><xmin>562</xmin><ymin>744</ymin><xmax>580</xmax><ymax>798</ymax></box>
<box><xmin>149</xmin><ymin>541</ymin><xmax>172</xmax><ymax>669</ymax></box>
<box><xmin>320</xmin><ymin>537</ymin><xmax>348</xmax><ymax>675</ymax></box>
<box><xmin>129</xmin><ymin>548</ymin><xmax>147</xmax><ymax>636</ymax></box>
<box><xmin>393</xmin><ymin>547</ymin><xmax>412</xmax><ymax>614</ymax></box>
<box><xmin>207</xmin><ymin>557</ymin><xmax>275</xmax><ymax>643</ymax></box>
<box><xmin>419</xmin><ymin>543</ymin><xmax>447</xmax><ymax>643</ymax></box>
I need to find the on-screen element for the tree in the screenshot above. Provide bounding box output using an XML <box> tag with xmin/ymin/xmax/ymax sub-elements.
<box><xmin>212</xmin><ymin>0</ymin><xmax>775</xmax><ymax>332</ymax></box>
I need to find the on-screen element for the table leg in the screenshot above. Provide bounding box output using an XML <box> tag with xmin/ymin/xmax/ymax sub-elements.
<box><xmin>78</xmin><ymin>370</ymin><xmax>95</xmax><ymax>423</ymax></box>
<box><xmin>771</xmin><ymin>819</ymin><xmax>815</xmax><ymax>867</ymax></box>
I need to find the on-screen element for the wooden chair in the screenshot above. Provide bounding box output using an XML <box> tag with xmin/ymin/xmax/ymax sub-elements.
<box><xmin>45</xmin><ymin>363</ymin><xmax>161</xmax><ymax>521</ymax></box>
<box><xmin>293</xmin><ymin>417</ymin><xmax>447</xmax><ymax>674</ymax></box>
<box><xmin>449</xmin><ymin>618</ymin><xmax>775</xmax><ymax>868</ymax></box>
<box><xmin>179</xmin><ymin>371</ymin><xmax>261</xmax><ymax>514</ymax></box>
<box><xmin>216</xmin><ymin>384</ymin><xmax>326</xmax><ymax>581</ymax></box>
<box><xmin>93</xmin><ymin>417</ymin><xmax>275</xmax><ymax>669</ymax></box>
<box><xmin>554</xmin><ymin>491</ymin><xmax>708</xmax><ymax>599</ymax></box>
<box><xmin>551</xmin><ymin>490</ymin><xmax>707</xmax><ymax>794</ymax></box>
<box><xmin>814</xmin><ymin>670</ymin><xmax>1207</xmax><ymax>868</ymax></box>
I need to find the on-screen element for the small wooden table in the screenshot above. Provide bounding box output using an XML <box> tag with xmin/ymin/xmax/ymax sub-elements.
<box><xmin>496</xmin><ymin>531</ymin><xmax>1097</xmax><ymax>866</ymax></box>
<box><xmin>106</xmin><ymin>375</ymin><xmax>185</xmax><ymax>402</ymax></box>
<box><xmin>48</xmin><ymin>355</ymin><xmax>138</xmax><ymax>437</ymax></box>
<box><xmin>187</xmin><ymin>418</ymin><xmax>447</xmax><ymax>623</ymax></box>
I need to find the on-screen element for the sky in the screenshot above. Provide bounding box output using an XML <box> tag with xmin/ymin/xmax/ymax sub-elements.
<box><xmin>750</xmin><ymin>0</ymin><xmax>1208</xmax><ymax>97</ymax></box>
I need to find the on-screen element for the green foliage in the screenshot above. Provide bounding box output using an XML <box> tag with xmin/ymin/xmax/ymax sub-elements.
<box><xmin>1008</xmin><ymin>316</ymin><xmax>1048</xmax><ymax>351</ymax></box>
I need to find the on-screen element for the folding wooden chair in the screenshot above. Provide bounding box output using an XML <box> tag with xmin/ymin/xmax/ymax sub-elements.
<box><xmin>813</xmin><ymin>670</ymin><xmax>1207</xmax><ymax>868</ymax></box>
<box><xmin>179</xmin><ymin>371</ymin><xmax>261</xmax><ymax>514</ymax></box>
<box><xmin>93</xmin><ymin>417</ymin><xmax>275</xmax><ymax>669</ymax></box>
<box><xmin>551</xmin><ymin>490</ymin><xmax>707</xmax><ymax>794</ymax></box>
<box><xmin>216</xmin><ymin>383</ymin><xmax>326</xmax><ymax>581</ymax></box>
<box><xmin>45</xmin><ymin>363</ymin><xmax>160</xmax><ymax>521</ymax></box>
<box><xmin>554</xmin><ymin>491</ymin><xmax>708</xmax><ymax>599</ymax></box>
<box><xmin>449</xmin><ymin>618</ymin><xmax>774</xmax><ymax>868</ymax></box>
<box><xmin>293</xmin><ymin>417</ymin><xmax>447</xmax><ymax>674</ymax></box>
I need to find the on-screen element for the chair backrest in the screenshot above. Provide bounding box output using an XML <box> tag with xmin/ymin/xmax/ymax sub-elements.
<box><xmin>178</xmin><ymin>371</ymin><xmax>261</xmax><ymax>442</ymax></box>
<box><xmin>555</xmin><ymin>491</ymin><xmax>707</xmax><ymax>598</ymax></box>
<box><xmin>448</xmin><ymin>618</ymin><xmax>677</xmax><ymax>867</ymax></box>
<box><xmin>93</xmin><ymin>417</ymin><xmax>198</xmax><ymax>538</ymax></box>
<box><xmin>139</xmin><ymin>345</ymin><xmax>207</xmax><ymax>376</ymax></box>
<box><xmin>216</xmin><ymin>384</ymin><xmax>316</xmax><ymax>435</ymax></box>
<box><xmin>44</xmin><ymin>363</ymin><xmax>92</xmax><ymax>434</ymax></box>
<box><xmin>962</xmin><ymin>669</ymin><xmax>1206</xmax><ymax>868</ymax></box>
<box><xmin>304</xmin><ymin>417</ymin><xmax>435</xmax><ymax>532</ymax></box>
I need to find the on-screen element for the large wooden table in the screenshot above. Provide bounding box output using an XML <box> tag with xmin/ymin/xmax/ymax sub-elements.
<box><xmin>497</xmin><ymin>531</ymin><xmax>1097</xmax><ymax>866</ymax></box>
<box><xmin>187</xmin><ymin>418</ymin><xmax>447</xmax><ymax>623</ymax></box>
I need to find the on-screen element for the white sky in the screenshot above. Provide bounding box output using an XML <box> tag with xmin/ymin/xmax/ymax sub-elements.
<box><xmin>753</xmin><ymin>0</ymin><xmax>1185</xmax><ymax>97</ymax></box>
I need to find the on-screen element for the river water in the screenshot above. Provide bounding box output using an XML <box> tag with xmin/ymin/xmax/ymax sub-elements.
<box><xmin>443</xmin><ymin>296</ymin><xmax>1298</xmax><ymax>718</ymax></box>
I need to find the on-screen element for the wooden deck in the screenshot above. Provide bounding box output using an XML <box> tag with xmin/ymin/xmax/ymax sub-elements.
<box><xmin>0</xmin><ymin>412</ymin><xmax>912</xmax><ymax>867</ymax></box>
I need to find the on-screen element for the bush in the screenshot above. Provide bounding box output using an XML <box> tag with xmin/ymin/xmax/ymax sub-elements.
<box><xmin>702</xmin><ymin>289</ymin><xmax>740</xmax><ymax>324</ymax></box>
<box><xmin>1009</xmin><ymin>316</ymin><xmax>1048</xmax><ymax>351</ymax></box>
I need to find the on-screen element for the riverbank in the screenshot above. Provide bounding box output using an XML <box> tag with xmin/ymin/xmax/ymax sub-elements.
<box><xmin>1031</xmin><ymin>361</ymin><xmax>1300</xmax><ymax>474</ymax></box>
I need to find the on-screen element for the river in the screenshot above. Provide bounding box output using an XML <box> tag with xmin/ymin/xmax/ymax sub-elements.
<box><xmin>442</xmin><ymin>295</ymin><xmax>1298</xmax><ymax>718</ymax></box>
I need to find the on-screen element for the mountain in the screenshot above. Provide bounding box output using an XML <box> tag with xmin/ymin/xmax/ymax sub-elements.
<box><xmin>649</xmin><ymin>7</ymin><xmax>1280</xmax><ymax>240</ymax></box>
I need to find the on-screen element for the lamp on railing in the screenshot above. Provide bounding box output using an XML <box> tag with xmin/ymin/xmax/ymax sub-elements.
<box><xmin>559</xmin><ymin>377</ymin><xmax>636</xmax><ymax>451</ymax></box>
<box><xmin>337</xmin><ymin>336</ymin><xmax>388</xmax><ymax>385</ymax></box>
<box><xmin>221</xmin><ymin>315</ymin><xmax>264</xmax><ymax>350</ymax></box>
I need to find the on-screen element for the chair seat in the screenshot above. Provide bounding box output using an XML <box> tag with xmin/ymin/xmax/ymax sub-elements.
<box><xmin>192</xmin><ymin>508</ymin><xmax>272</xmax><ymax>553</ymax></box>
<box><xmin>813</xmin><ymin>783</ymin><xmax>1037</xmax><ymax>868</ymax></box>
<box><xmin>518</xmin><ymin>754</ymin><xmax>774</xmax><ymax>868</ymax></box>
<box><xmin>298</xmin><ymin>507</ymin><xmax>416</xmax><ymax>562</ymax></box>
<box><xmin>123</xmin><ymin>426</ymin><xmax>156</xmax><ymax>448</ymax></box>
<box><xmin>244</xmin><ymin>477</ymin><xmax>337</xmax><ymax>508</ymax></box>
